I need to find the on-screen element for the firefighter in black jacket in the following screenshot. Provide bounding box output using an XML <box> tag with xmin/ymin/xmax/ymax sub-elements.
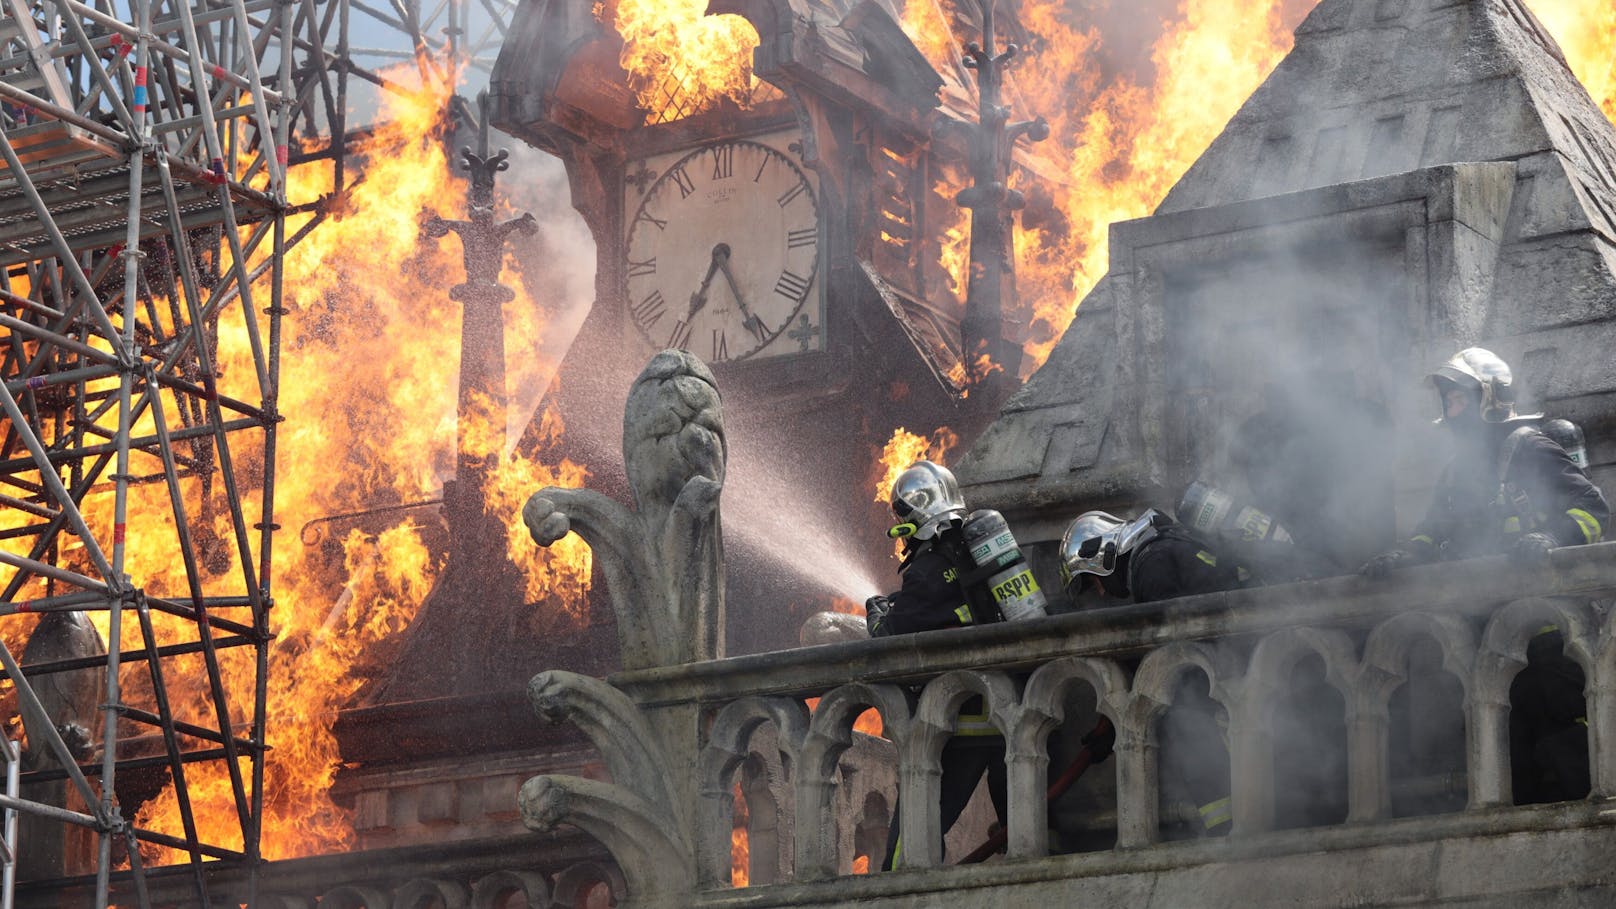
<box><xmin>1361</xmin><ymin>347</ymin><xmax>1606</xmax><ymax>571</ymax></box>
<box><xmin>865</xmin><ymin>460</ymin><xmax>1006</xmax><ymax>868</ymax></box>
<box><xmin>1058</xmin><ymin>509</ymin><xmax>1242</xmax><ymax>605</ymax></box>
<box><xmin>1058</xmin><ymin>509</ymin><xmax>1240</xmax><ymax>835</ymax></box>
<box><xmin>1362</xmin><ymin>347</ymin><xmax>1609</xmax><ymax>802</ymax></box>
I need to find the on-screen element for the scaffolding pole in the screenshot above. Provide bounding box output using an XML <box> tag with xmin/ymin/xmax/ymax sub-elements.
<box><xmin>0</xmin><ymin>0</ymin><xmax>294</xmax><ymax>903</ymax></box>
<box><xmin>1</xmin><ymin>0</ymin><xmax>515</xmax><ymax>902</ymax></box>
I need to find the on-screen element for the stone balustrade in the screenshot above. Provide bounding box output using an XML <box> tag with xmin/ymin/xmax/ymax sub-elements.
<box><xmin>607</xmin><ymin>542</ymin><xmax>1616</xmax><ymax>903</ymax></box>
<box><xmin>26</xmin><ymin>545</ymin><xmax>1616</xmax><ymax>908</ymax></box>
<box><xmin>14</xmin><ymin>833</ymin><xmax>624</xmax><ymax>908</ymax></box>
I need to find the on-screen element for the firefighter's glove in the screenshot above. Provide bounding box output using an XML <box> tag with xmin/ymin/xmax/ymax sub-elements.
<box><xmin>1360</xmin><ymin>540</ymin><xmax>1435</xmax><ymax>579</ymax></box>
<box><xmin>1082</xmin><ymin>719</ymin><xmax>1116</xmax><ymax>764</ymax></box>
<box><xmin>865</xmin><ymin>595</ymin><xmax>894</xmax><ymax>637</ymax></box>
<box><xmin>1360</xmin><ymin>549</ymin><xmax>1412</xmax><ymax>578</ymax></box>
<box><xmin>1514</xmin><ymin>531</ymin><xmax>1557</xmax><ymax>565</ymax></box>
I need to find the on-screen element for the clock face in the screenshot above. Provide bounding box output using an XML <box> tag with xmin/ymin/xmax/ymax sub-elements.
<box><xmin>623</xmin><ymin>137</ymin><xmax>821</xmax><ymax>363</ymax></box>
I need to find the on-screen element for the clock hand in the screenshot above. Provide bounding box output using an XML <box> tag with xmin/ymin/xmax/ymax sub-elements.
<box><xmin>688</xmin><ymin>246</ymin><xmax>724</xmax><ymax>317</ymax></box>
<box><xmin>715</xmin><ymin>250</ymin><xmax>769</xmax><ymax>343</ymax></box>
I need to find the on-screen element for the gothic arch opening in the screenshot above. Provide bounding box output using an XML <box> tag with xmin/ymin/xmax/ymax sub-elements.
<box><xmin>729</xmin><ymin>739</ymin><xmax>788</xmax><ymax>887</ymax></box>
<box><xmin>1510</xmin><ymin>627</ymin><xmax>1591</xmax><ymax>805</ymax></box>
<box><xmin>1388</xmin><ymin>634</ymin><xmax>1468</xmax><ymax>818</ymax></box>
<box><xmin>1155</xmin><ymin>667</ymin><xmax>1230</xmax><ymax>842</ymax></box>
<box><xmin>1271</xmin><ymin>653</ymin><xmax>1348</xmax><ymax>829</ymax></box>
<box><xmin>1046</xmin><ymin>679</ymin><xmax>1117</xmax><ymax>854</ymax></box>
<box><xmin>852</xmin><ymin>791</ymin><xmax>890</xmax><ymax>874</ymax></box>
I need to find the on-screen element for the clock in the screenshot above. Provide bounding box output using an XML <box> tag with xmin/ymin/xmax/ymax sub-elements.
<box><xmin>623</xmin><ymin>134</ymin><xmax>822</xmax><ymax>363</ymax></box>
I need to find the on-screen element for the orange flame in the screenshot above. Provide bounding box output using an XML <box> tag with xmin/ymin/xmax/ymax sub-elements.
<box><xmin>900</xmin><ymin>0</ymin><xmax>960</xmax><ymax>73</ymax></box>
<box><xmin>731</xmin><ymin>777</ymin><xmax>750</xmax><ymax>887</ymax></box>
<box><xmin>610</xmin><ymin>0</ymin><xmax>769</xmax><ymax>123</ymax></box>
<box><xmin>829</xmin><ymin>596</ymin><xmax>864</xmax><ymax>616</ymax></box>
<box><xmin>874</xmin><ymin>426</ymin><xmax>959</xmax><ymax>558</ymax></box>
<box><xmin>946</xmin><ymin>351</ymin><xmax>1004</xmax><ymax>395</ymax></box>
<box><xmin>14</xmin><ymin>0</ymin><xmax>1606</xmax><ymax>871</ymax></box>
<box><xmin>805</xmin><ymin>696</ymin><xmax>886</xmax><ymax>739</ymax></box>
<box><xmin>874</xmin><ymin>427</ymin><xmax>960</xmax><ymax>508</ymax></box>
<box><xmin>121</xmin><ymin>61</ymin><xmax>591</xmax><ymax>862</ymax></box>
<box><xmin>1529</xmin><ymin>0</ymin><xmax>1616</xmax><ymax>119</ymax></box>
<box><xmin>853</xmin><ymin>854</ymin><xmax>871</xmax><ymax>874</ymax></box>
<box><xmin>1000</xmin><ymin>0</ymin><xmax>1302</xmax><ymax>372</ymax></box>
<box><xmin>588</xmin><ymin>0</ymin><xmax>1612</xmax><ymax>376</ymax></box>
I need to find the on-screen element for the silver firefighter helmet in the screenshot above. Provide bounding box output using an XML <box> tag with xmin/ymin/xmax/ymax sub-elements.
<box><xmin>889</xmin><ymin>460</ymin><xmax>967</xmax><ymax>540</ymax></box>
<box><xmin>1430</xmin><ymin>347</ymin><xmax>1538</xmax><ymax>424</ymax></box>
<box><xmin>1058</xmin><ymin>509</ymin><xmax>1166</xmax><ymax>589</ymax></box>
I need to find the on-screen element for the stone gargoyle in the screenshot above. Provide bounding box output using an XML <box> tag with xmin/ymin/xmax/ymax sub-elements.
<box><xmin>522</xmin><ymin>348</ymin><xmax>726</xmax><ymax>670</ymax></box>
<box><xmin>519</xmin><ymin>670</ymin><xmax>692</xmax><ymax>900</ymax></box>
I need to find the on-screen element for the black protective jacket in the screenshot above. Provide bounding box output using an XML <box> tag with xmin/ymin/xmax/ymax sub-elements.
<box><xmin>870</xmin><ymin>529</ymin><xmax>999</xmax><ymax>636</ymax></box>
<box><xmin>1414</xmin><ymin>423</ymin><xmax>1607</xmax><ymax>559</ymax></box>
<box><xmin>1127</xmin><ymin>527</ymin><xmax>1245</xmax><ymax>604</ymax></box>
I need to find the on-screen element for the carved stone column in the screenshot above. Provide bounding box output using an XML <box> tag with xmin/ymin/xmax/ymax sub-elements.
<box><xmin>1345</xmin><ymin>699</ymin><xmax>1392</xmax><ymax>823</ymax></box>
<box><xmin>1114</xmin><ymin>722</ymin><xmax>1156</xmax><ymax>848</ymax></box>
<box><xmin>1003</xmin><ymin>744</ymin><xmax>1049</xmax><ymax>858</ymax></box>
<box><xmin>1227</xmin><ymin>679</ymin><xmax>1275</xmax><ymax>835</ymax></box>
<box><xmin>895</xmin><ymin>732</ymin><xmax>945</xmax><ymax>868</ymax></box>
<box><xmin>1469</xmin><ymin>633</ymin><xmax>1521</xmax><ymax>808</ymax></box>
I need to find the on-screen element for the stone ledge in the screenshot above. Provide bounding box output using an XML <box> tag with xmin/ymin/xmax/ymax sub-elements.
<box><xmin>611</xmin><ymin>541</ymin><xmax>1616</xmax><ymax>706</ymax></box>
<box><xmin>688</xmin><ymin>801</ymin><xmax>1616</xmax><ymax>908</ymax></box>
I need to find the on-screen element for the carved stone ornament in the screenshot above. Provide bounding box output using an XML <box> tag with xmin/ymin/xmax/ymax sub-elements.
<box><xmin>522</xmin><ymin>348</ymin><xmax>726</xmax><ymax>669</ymax></box>
<box><xmin>518</xmin><ymin>670</ymin><xmax>693</xmax><ymax>900</ymax></box>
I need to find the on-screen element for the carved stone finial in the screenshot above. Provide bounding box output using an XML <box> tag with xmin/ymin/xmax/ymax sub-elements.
<box><xmin>521</xmin><ymin>349</ymin><xmax>726</xmax><ymax>670</ymax></box>
<box><xmin>518</xmin><ymin>671</ymin><xmax>694</xmax><ymax>900</ymax></box>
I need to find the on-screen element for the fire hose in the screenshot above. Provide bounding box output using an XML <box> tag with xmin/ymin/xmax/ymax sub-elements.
<box><xmin>957</xmin><ymin>716</ymin><xmax>1114</xmax><ymax>865</ymax></box>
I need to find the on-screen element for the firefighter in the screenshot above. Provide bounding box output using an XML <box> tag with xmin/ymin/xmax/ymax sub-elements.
<box><xmin>1361</xmin><ymin>347</ymin><xmax>1606</xmax><ymax>573</ymax></box>
<box><xmin>865</xmin><ymin>460</ymin><xmax>1006</xmax><ymax>867</ymax></box>
<box><xmin>1058</xmin><ymin>508</ymin><xmax>1238</xmax><ymax>836</ymax></box>
<box><xmin>1361</xmin><ymin>347</ymin><xmax>1608</xmax><ymax>803</ymax></box>
<box><xmin>1057</xmin><ymin>508</ymin><xmax>1243</xmax><ymax>605</ymax></box>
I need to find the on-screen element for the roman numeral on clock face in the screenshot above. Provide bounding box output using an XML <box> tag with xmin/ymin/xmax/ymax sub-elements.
<box><xmin>711</xmin><ymin>145</ymin><xmax>733</xmax><ymax>180</ymax></box>
<box><xmin>774</xmin><ymin>270</ymin><xmax>812</xmax><ymax>302</ymax></box>
<box><xmin>711</xmin><ymin>329</ymin><xmax>729</xmax><ymax>362</ymax></box>
<box><xmin>627</xmin><ymin>257</ymin><xmax>656</xmax><ymax>278</ymax></box>
<box><xmin>777</xmin><ymin>181</ymin><xmax>807</xmax><ymax>208</ymax></box>
<box><xmin>787</xmin><ymin>227</ymin><xmax>816</xmax><ymax>249</ymax></box>
<box><xmin>631</xmin><ymin>289</ymin><xmax>666</xmax><ymax>327</ymax></box>
<box><xmin>667</xmin><ymin>319</ymin><xmax>693</xmax><ymax>350</ymax></box>
<box><xmin>669</xmin><ymin>166</ymin><xmax>696</xmax><ymax>199</ymax></box>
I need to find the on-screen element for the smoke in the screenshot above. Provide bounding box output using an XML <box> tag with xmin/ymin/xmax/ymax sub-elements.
<box><xmin>497</xmin><ymin>139</ymin><xmax>598</xmax><ymax>448</ymax></box>
<box><xmin>1165</xmin><ymin>239</ymin><xmax>1433</xmax><ymax>575</ymax></box>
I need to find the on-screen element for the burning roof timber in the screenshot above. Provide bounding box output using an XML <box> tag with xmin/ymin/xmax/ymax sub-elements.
<box><xmin>490</xmin><ymin>0</ymin><xmax>953</xmax><ymax>146</ymax></box>
<box><xmin>955</xmin><ymin>0</ymin><xmax>1616</xmax><ymax>541</ymax></box>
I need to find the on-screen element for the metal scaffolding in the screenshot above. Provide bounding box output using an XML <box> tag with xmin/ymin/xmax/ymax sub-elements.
<box><xmin>0</xmin><ymin>0</ymin><xmax>512</xmax><ymax>906</ymax></box>
<box><xmin>0</xmin><ymin>0</ymin><xmax>287</xmax><ymax>904</ymax></box>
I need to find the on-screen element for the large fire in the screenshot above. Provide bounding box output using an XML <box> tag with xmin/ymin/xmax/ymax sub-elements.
<box><xmin>924</xmin><ymin>0</ymin><xmax>1616</xmax><ymax>373</ymax></box>
<box><xmin>609</xmin><ymin>0</ymin><xmax>769</xmax><ymax>123</ymax></box>
<box><xmin>1531</xmin><ymin>0</ymin><xmax>1616</xmax><ymax>121</ymax></box>
<box><xmin>10</xmin><ymin>0</ymin><xmax>1610</xmax><ymax>872</ymax></box>
<box><xmin>115</xmin><ymin>66</ymin><xmax>591</xmax><ymax>861</ymax></box>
